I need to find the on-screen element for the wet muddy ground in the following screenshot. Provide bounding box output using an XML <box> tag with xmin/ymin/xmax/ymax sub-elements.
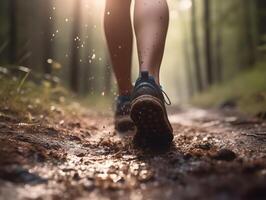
<box><xmin>0</xmin><ymin>107</ymin><xmax>266</xmax><ymax>200</ymax></box>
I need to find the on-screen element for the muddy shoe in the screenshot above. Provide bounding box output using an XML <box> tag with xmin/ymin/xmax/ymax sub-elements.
<box><xmin>115</xmin><ymin>95</ymin><xmax>135</xmax><ymax>134</ymax></box>
<box><xmin>130</xmin><ymin>71</ymin><xmax>173</xmax><ymax>146</ymax></box>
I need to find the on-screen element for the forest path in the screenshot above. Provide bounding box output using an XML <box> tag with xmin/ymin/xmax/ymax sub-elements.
<box><xmin>0</xmin><ymin>107</ymin><xmax>266</xmax><ymax>200</ymax></box>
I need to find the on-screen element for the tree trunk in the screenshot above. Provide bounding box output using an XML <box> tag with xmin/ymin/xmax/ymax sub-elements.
<box><xmin>214</xmin><ymin>0</ymin><xmax>223</xmax><ymax>82</ymax></box>
<box><xmin>244</xmin><ymin>0</ymin><xmax>257</xmax><ymax>67</ymax></box>
<box><xmin>9</xmin><ymin>0</ymin><xmax>17</xmax><ymax>64</ymax></box>
<box><xmin>183</xmin><ymin>39</ymin><xmax>194</xmax><ymax>97</ymax></box>
<box><xmin>203</xmin><ymin>0</ymin><xmax>213</xmax><ymax>86</ymax></box>
<box><xmin>104</xmin><ymin>60</ymin><xmax>112</xmax><ymax>96</ymax></box>
<box><xmin>191</xmin><ymin>0</ymin><xmax>203</xmax><ymax>92</ymax></box>
<box><xmin>70</xmin><ymin>0</ymin><xmax>82</xmax><ymax>93</ymax></box>
<box><xmin>180</xmin><ymin>12</ymin><xmax>194</xmax><ymax>97</ymax></box>
<box><xmin>42</xmin><ymin>0</ymin><xmax>54</xmax><ymax>74</ymax></box>
<box><xmin>215</xmin><ymin>31</ymin><xmax>223</xmax><ymax>82</ymax></box>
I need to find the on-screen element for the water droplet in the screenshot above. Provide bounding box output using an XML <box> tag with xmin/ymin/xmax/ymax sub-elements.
<box><xmin>47</xmin><ymin>58</ymin><xmax>53</xmax><ymax>64</ymax></box>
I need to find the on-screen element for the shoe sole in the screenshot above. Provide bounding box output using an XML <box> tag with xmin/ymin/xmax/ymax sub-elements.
<box><xmin>130</xmin><ymin>95</ymin><xmax>173</xmax><ymax>146</ymax></box>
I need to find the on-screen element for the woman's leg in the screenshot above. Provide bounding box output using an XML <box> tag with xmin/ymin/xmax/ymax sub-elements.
<box><xmin>134</xmin><ymin>0</ymin><xmax>169</xmax><ymax>84</ymax></box>
<box><xmin>104</xmin><ymin>0</ymin><xmax>133</xmax><ymax>96</ymax></box>
<box><xmin>130</xmin><ymin>0</ymin><xmax>173</xmax><ymax>146</ymax></box>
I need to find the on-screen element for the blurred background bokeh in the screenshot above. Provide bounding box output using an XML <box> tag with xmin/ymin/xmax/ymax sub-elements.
<box><xmin>0</xmin><ymin>0</ymin><xmax>265</xmax><ymax>108</ymax></box>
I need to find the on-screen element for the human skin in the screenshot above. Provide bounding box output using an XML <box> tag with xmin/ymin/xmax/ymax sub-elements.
<box><xmin>104</xmin><ymin>0</ymin><xmax>169</xmax><ymax>95</ymax></box>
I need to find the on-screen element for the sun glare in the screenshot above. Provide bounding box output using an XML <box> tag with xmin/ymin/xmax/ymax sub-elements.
<box><xmin>178</xmin><ymin>0</ymin><xmax>192</xmax><ymax>11</ymax></box>
<box><xmin>93</xmin><ymin>0</ymin><xmax>106</xmax><ymax>9</ymax></box>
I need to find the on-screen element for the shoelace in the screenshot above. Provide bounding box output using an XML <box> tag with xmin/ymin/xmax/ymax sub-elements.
<box><xmin>160</xmin><ymin>87</ymin><xmax>172</xmax><ymax>106</ymax></box>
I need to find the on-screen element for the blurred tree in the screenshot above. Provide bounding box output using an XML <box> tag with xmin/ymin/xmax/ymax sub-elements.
<box><xmin>9</xmin><ymin>0</ymin><xmax>17</xmax><ymax>64</ymax></box>
<box><xmin>82</xmin><ymin>61</ymin><xmax>92</xmax><ymax>94</ymax></box>
<box><xmin>257</xmin><ymin>0</ymin><xmax>266</xmax><ymax>59</ymax></box>
<box><xmin>81</xmin><ymin>22</ymin><xmax>93</xmax><ymax>95</ymax></box>
<box><xmin>70</xmin><ymin>0</ymin><xmax>82</xmax><ymax>92</ymax></box>
<box><xmin>203</xmin><ymin>0</ymin><xmax>213</xmax><ymax>86</ymax></box>
<box><xmin>214</xmin><ymin>0</ymin><xmax>223</xmax><ymax>82</ymax></box>
<box><xmin>180</xmin><ymin>12</ymin><xmax>194</xmax><ymax>96</ymax></box>
<box><xmin>257</xmin><ymin>0</ymin><xmax>266</xmax><ymax>45</ymax></box>
<box><xmin>42</xmin><ymin>0</ymin><xmax>54</xmax><ymax>74</ymax></box>
<box><xmin>244</xmin><ymin>0</ymin><xmax>257</xmax><ymax>66</ymax></box>
<box><xmin>191</xmin><ymin>0</ymin><xmax>203</xmax><ymax>91</ymax></box>
<box><xmin>0</xmin><ymin>1</ymin><xmax>9</xmax><ymax>63</ymax></box>
<box><xmin>104</xmin><ymin>59</ymin><xmax>112</xmax><ymax>95</ymax></box>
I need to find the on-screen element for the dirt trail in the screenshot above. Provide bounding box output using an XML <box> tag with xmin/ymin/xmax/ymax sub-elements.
<box><xmin>0</xmin><ymin>107</ymin><xmax>266</xmax><ymax>200</ymax></box>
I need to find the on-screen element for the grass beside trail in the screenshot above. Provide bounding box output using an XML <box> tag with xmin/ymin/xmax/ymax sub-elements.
<box><xmin>0</xmin><ymin>70</ymin><xmax>114</xmax><ymax>123</ymax></box>
<box><xmin>192</xmin><ymin>61</ymin><xmax>266</xmax><ymax>115</ymax></box>
<box><xmin>0</xmin><ymin>75</ymin><xmax>70</xmax><ymax>122</ymax></box>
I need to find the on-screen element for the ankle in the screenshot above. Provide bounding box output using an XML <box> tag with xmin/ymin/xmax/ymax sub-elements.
<box><xmin>140</xmin><ymin>70</ymin><xmax>160</xmax><ymax>85</ymax></box>
<box><xmin>118</xmin><ymin>87</ymin><xmax>132</xmax><ymax>96</ymax></box>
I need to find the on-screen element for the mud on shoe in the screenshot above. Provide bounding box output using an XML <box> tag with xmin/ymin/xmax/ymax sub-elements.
<box><xmin>115</xmin><ymin>95</ymin><xmax>136</xmax><ymax>134</ymax></box>
<box><xmin>130</xmin><ymin>71</ymin><xmax>173</xmax><ymax>147</ymax></box>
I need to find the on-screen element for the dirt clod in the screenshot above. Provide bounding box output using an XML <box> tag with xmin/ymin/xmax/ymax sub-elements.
<box><xmin>196</xmin><ymin>142</ymin><xmax>212</xmax><ymax>150</ymax></box>
<box><xmin>212</xmin><ymin>148</ymin><xmax>237</xmax><ymax>161</ymax></box>
<box><xmin>0</xmin><ymin>165</ymin><xmax>46</xmax><ymax>185</ymax></box>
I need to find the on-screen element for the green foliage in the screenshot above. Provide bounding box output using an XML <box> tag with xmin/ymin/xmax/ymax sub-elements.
<box><xmin>0</xmin><ymin>71</ymin><xmax>69</xmax><ymax>122</ymax></box>
<box><xmin>0</xmin><ymin>65</ymin><xmax>115</xmax><ymax>123</ymax></box>
<box><xmin>192</xmin><ymin>61</ymin><xmax>266</xmax><ymax>114</ymax></box>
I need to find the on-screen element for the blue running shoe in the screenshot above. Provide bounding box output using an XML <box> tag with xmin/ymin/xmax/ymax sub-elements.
<box><xmin>130</xmin><ymin>71</ymin><xmax>173</xmax><ymax>146</ymax></box>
